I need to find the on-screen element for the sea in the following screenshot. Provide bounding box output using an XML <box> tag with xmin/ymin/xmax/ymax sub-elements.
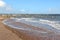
<box><xmin>4</xmin><ymin>15</ymin><xmax>60</xmax><ymax>33</ymax></box>
<box><xmin>16</xmin><ymin>16</ymin><xmax>60</xmax><ymax>32</ymax></box>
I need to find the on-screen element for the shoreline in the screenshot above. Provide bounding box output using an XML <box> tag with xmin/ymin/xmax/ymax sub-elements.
<box><xmin>1</xmin><ymin>17</ymin><xmax>60</xmax><ymax>40</ymax></box>
<box><xmin>3</xmin><ymin>18</ymin><xmax>56</xmax><ymax>40</ymax></box>
<box><xmin>0</xmin><ymin>17</ymin><xmax>22</xmax><ymax>40</ymax></box>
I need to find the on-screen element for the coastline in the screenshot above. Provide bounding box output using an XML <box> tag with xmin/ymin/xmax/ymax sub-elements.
<box><xmin>1</xmin><ymin>16</ymin><xmax>60</xmax><ymax>40</ymax></box>
<box><xmin>3</xmin><ymin>18</ymin><xmax>57</xmax><ymax>40</ymax></box>
<box><xmin>0</xmin><ymin>17</ymin><xmax>22</xmax><ymax>40</ymax></box>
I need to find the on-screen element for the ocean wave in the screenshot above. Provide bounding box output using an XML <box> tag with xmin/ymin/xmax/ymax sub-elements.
<box><xmin>9</xmin><ymin>18</ymin><xmax>60</xmax><ymax>31</ymax></box>
<box><xmin>39</xmin><ymin>19</ymin><xmax>60</xmax><ymax>30</ymax></box>
<box><xmin>21</xmin><ymin>18</ymin><xmax>60</xmax><ymax>30</ymax></box>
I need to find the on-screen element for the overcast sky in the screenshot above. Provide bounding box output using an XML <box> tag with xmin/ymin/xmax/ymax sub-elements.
<box><xmin>0</xmin><ymin>0</ymin><xmax>60</xmax><ymax>14</ymax></box>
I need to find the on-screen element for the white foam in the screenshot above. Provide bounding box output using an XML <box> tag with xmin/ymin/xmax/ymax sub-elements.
<box><xmin>24</xmin><ymin>18</ymin><xmax>39</xmax><ymax>22</ymax></box>
<box><xmin>22</xmin><ymin>18</ymin><xmax>60</xmax><ymax>30</ymax></box>
<box><xmin>39</xmin><ymin>19</ymin><xmax>60</xmax><ymax>30</ymax></box>
<box><xmin>3</xmin><ymin>18</ymin><xmax>60</xmax><ymax>32</ymax></box>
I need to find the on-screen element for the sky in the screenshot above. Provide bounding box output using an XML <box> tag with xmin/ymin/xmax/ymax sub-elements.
<box><xmin>0</xmin><ymin>0</ymin><xmax>60</xmax><ymax>14</ymax></box>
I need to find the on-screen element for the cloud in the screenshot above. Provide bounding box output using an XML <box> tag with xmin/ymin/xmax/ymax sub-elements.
<box><xmin>5</xmin><ymin>6</ymin><xmax>13</xmax><ymax>11</ymax></box>
<box><xmin>0</xmin><ymin>1</ymin><xmax>6</xmax><ymax>7</ymax></box>
<box><xmin>19</xmin><ymin>9</ymin><xmax>26</xmax><ymax>13</ymax></box>
<box><xmin>0</xmin><ymin>0</ymin><xmax>2</xmax><ymax>1</ymax></box>
<box><xmin>0</xmin><ymin>0</ymin><xmax>13</xmax><ymax>13</ymax></box>
<box><xmin>48</xmin><ymin>8</ymin><xmax>52</xmax><ymax>12</ymax></box>
<box><xmin>47</xmin><ymin>8</ymin><xmax>60</xmax><ymax>13</ymax></box>
<box><xmin>20</xmin><ymin>9</ymin><xmax>25</xmax><ymax>12</ymax></box>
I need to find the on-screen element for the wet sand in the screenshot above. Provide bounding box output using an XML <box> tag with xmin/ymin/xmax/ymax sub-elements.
<box><xmin>0</xmin><ymin>19</ymin><xmax>22</xmax><ymax>40</ymax></box>
<box><xmin>3</xmin><ymin>18</ymin><xmax>56</xmax><ymax>40</ymax></box>
<box><xmin>1</xmin><ymin>17</ymin><xmax>60</xmax><ymax>40</ymax></box>
<box><xmin>3</xmin><ymin>18</ymin><xmax>60</xmax><ymax>40</ymax></box>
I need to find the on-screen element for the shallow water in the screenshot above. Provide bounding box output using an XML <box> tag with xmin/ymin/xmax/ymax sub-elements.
<box><xmin>3</xmin><ymin>18</ymin><xmax>60</xmax><ymax>33</ymax></box>
<box><xmin>3</xmin><ymin>17</ymin><xmax>60</xmax><ymax>40</ymax></box>
<box><xmin>16</xmin><ymin>18</ymin><xmax>60</xmax><ymax>32</ymax></box>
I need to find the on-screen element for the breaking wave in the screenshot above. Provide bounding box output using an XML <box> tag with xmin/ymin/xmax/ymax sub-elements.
<box><xmin>21</xmin><ymin>18</ymin><xmax>60</xmax><ymax>30</ymax></box>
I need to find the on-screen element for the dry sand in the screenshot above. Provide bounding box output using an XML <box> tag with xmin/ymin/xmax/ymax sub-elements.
<box><xmin>0</xmin><ymin>18</ymin><xmax>22</xmax><ymax>40</ymax></box>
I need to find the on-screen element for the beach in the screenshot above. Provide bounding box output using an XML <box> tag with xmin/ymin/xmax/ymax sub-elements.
<box><xmin>0</xmin><ymin>17</ymin><xmax>22</xmax><ymax>40</ymax></box>
<box><xmin>3</xmin><ymin>18</ymin><xmax>60</xmax><ymax>40</ymax></box>
<box><xmin>1</xmin><ymin>15</ymin><xmax>60</xmax><ymax>40</ymax></box>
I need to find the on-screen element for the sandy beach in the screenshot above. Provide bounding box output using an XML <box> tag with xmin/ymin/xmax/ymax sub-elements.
<box><xmin>0</xmin><ymin>17</ymin><xmax>22</xmax><ymax>40</ymax></box>
<box><xmin>3</xmin><ymin>18</ymin><xmax>60</xmax><ymax>40</ymax></box>
<box><xmin>3</xmin><ymin>18</ymin><xmax>56</xmax><ymax>40</ymax></box>
<box><xmin>1</xmin><ymin>16</ymin><xmax>60</xmax><ymax>40</ymax></box>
